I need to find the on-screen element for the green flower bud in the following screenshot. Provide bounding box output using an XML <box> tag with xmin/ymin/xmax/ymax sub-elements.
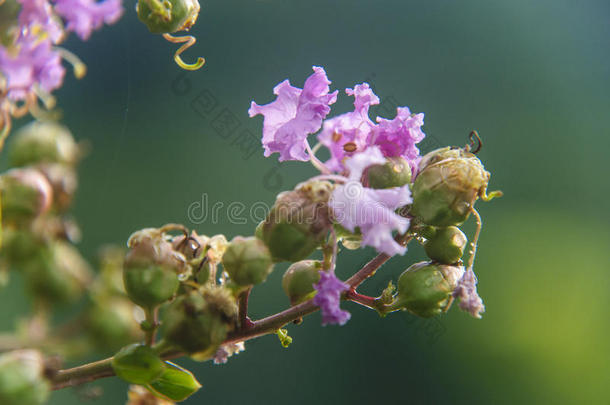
<box><xmin>124</xmin><ymin>228</ymin><xmax>187</xmax><ymax>308</ymax></box>
<box><xmin>0</xmin><ymin>168</ymin><xmax>53</xmax><ymax>224</ymax></box>
<box><xmin>367</xmin><ymin>157</ymin><xmax>412</xmax><ymax>189</ymax></box>
<box><xmin>23</xmin><ymin>241</ymin><xmax>92</xmax><ymax>304</ymax></box>
<box><xmin>137</xmin><ymin>0</ymin><xmax>200</xmax><ymax>34</ymax></box>
<box><xmin>9</xmin><ymin>121</ymin><xmax>80</xmax><ymax>168</ymax></box>
<box><xmin>394</xmin><ymin>261</ymin><xmax>464</xmax><ymax>318</ymax></box>
<box><xmin>147</xmin><ymin>361</ymin><xmax>202</xmax><ymax>402</ymax></box>
<box><xmin>254</xmin><ymin>220</ymin><xmax>264</xmax><ymax>240</ymax></box>
<box><xmin>282</xmin><ymin>260</ymin><xmax>321</xmax><ymax>305</ymax></box>
<box><xmin>112</xmin><ymin>344</ymin><xmax>166</xmax><ymax>385</ymax></box>
<box><xmin>411</xmin><ymin>147</ymin><xmax>499</xmax><ymax>226</ymax></box>
<box><xmin>424</xmin><ymin>226</ymin><xmax>467</xmax><ymax>264</ymax></box>
<box><xmin>163</xmin><ymin>287</ymin><xmax>237</xmax><ymax>354</ymax></box>
<box><xmin>262</xmin><ymin>180</ymin><xmax>334</xmax><ymax>262</ymax></box>
<box><xmin>0</xmin><ymin>350</ymin><xmax>50</xmax><ymax>405</ymax></box>
<box><xmin>0</xmin><ymin>229</ymin><xmax>43</xmax><ymax>265</ymax></box>
<box><xmin>222</xmin><ymin>236</ymin><xmax>273</xmax><ymax>286</ymax></box>
<box><xmin>86</xmin><ymin>299</ymin><xmax>142</xmax><ymax>351</ymax></box>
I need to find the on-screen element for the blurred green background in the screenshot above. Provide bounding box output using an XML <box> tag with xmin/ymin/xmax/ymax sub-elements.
<box><xmin>2</xmin><ymin>0</ymin><xmax>610</xmax><ymax>403</ymax></box>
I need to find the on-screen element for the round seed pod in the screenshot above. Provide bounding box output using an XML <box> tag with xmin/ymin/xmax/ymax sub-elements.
<box><xmin>0</xmin><ymin>168</ymin><xmax>53</xmax><ymax>225</ymax></box>
<box><xmin>0</xmin><ymin>350</ymin><xmax>50</xmax><ymax>405</ymax></box>
<box><xmin>137</xmin><ymin>0</ymin><xmax>200</xmax><ymax>34</ymax></box>
<box><xmin>424</xmin><ymin>226</ymin><xmax>467</xmax><ymax>264</ymax></box>
<box><xmin>394</xmin><ymin>261</ymin><xmax>464</xmax><ymax>318</ymax></box>
<box><xmin>222</xmin><ymin>237</ymin><xmax>273</xmax><ymax>286</ymax></box>
<box><xmin>9</xmin><ymin>121</ymin><xmax>80</xmax><ymax>168</ymax></box>
<box><xmin>262</xmin><ymin>181</ymin><xmax>333</xmax><ymax>262</ymax></box>
<box><xmin>282</xmin><ymin>260</ymin><xmax>321</xmax><ymax>305</ymax></box>
<box><xmin>367</xmin><ymin>157</ymin><xmax>412</xmax><ymax>189</ymax></box>
<box><xmin>410</xmin><ymin>147</ymin><xmax>491</xmax><ymax>226</ymax></box>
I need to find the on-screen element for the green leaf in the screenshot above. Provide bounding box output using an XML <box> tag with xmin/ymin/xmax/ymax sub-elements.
<box><xmin>147</xmin><ymin>361</ymin><xmax>201</xmax><ymax>402</ymax></box>
<box><xmin>111</xmin><ymin>344</ymin><xmax>165</xmax><ymax>385</ymax></box>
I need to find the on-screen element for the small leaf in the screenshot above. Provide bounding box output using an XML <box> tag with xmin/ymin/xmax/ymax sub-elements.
<box><xmin>147</xmin><ymin>361</ymin><xmax>201</xmax><ymax>402</ymax></box>
<box><xmin>111</xmin><ymin>344</ymin><xmax>165</xmax><ymax>385</ymax></box>
<box><xmin>276</xmin><ymin>329</ymin><xmax>292</xmax><ymax>348</ymax></box>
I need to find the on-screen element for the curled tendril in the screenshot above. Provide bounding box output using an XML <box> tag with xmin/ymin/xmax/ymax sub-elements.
<box><xmin>162</xmin><ymin>33</ymin><xmax>205</xmax><ymax>71</ymax></box>
<box><xmin>466</xmin><ymin>130</ymin><xmax>482</xmax><ymax>154</ymax></box>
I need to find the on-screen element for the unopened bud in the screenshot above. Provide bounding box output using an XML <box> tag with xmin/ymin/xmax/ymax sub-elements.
<box><xmin>262</xmin><ymin>180</ymin><xmax>333</xmax><ymax>262</ymax></box>
<box><xmin>394</xmin><ymin>261</ymin><xmax>464</xmax><ymax>318</ymax></box>
<box><xmin>424</xmin><ymin>226</ymin><xmax>467</xmax><ymax>264</ymax></box>
<box><xmin>137</xmin><ymin>0</ymin><xmax>200</xmax><ymax>34</ymax></box>
<box><xmin>0</xmin><ymin>168</ymin><xmax>53</xmax><ymax>224</ymax></box>
<box><xmin>0</xmin><ymin>350</ymin><xmax>50</xmax><ymax>405</ymax></box>
<box><xmin>367</xmin><ymin>157</ymin><xmax>412</xmax><ymax>189</ymax></box>
<box><xmin>282</xmin><ymin>260</ymin><xmax>321</xmax><ymax>305</ymax></box>
<box><xmin>222</xmin><ymin>237</ymin><xmax>273</xmax><ymax>286</ymax></box>
<box><xmin>9</xmin><ymin>121</ymin><xmax>80</xmax><ymax>168</ymax></box>
<box><xmin>411</xmin><ymin>147</ymin><xmax>499</xmax><ymax>226</ymax></box>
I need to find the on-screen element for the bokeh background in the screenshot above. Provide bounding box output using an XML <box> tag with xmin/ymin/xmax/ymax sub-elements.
<box><xmin>2</xmin><ymin>0</ymin><xmax>610</xmax><ymax>403</ymax></box>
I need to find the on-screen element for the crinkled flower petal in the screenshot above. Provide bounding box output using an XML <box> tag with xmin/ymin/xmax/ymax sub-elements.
<box><xmin>370</xmin><ymin>106</ymin><xmax>426</xmax><ymax>173</ymax></box>
<box><xmin>453</xmin><ymin>268</ymin><xmax>485</xmax><ymax>318</ymax></box>
<box><xmin>313</xmin><ymin>271</ymin><xmax>351</xmax><ymax>326</ymax></box>
<box><xmin>329</xmin><ymin>148</ymin><xmax>412</xmax><ymax>256</ymax></box>
<box><xmin>0</xmin><ymin>35</ymin><xmax>65</xmax><ymax>100</ymax></box>
<box><xmin>249</xmin><ymin>66</ymin><xmax>338</xmax><ymax>162</ymax></box>
<box><xmin>54</xmin><ymin>0</ymin><xmax>123</xmax><ymax>40</ymax></box>
<box><xmin>317</xmin><ymin>83</ymin><xmax>379</xmax><ymax>171</ymax></box>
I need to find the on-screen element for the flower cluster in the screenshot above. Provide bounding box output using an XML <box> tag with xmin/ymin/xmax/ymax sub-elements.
<box><xmin>0</xmin><ymin>0</ymin><xmax>123</xmax><ymax>142</ymax></box>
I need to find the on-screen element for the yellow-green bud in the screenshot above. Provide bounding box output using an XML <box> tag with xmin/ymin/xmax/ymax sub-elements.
<box><xmin>112</xmin><ymin>344</ymin><xmax>166</xmax><ymax>385</ymax></box>
<box><xmin>0</xmin><ymin>350</ymin><xmax>50</xmax><ymax>405</ymax></box>
<box><xmin>367</xmin><ymin>157</ymin><xmax>412</xmax><ymax>189</ymax></box>
<box><xmin>147</xmin><ymin>362</ymin><xmax>202</xmax><ymax>402</ymax></box>
<box><xmin>394</xmin><ymin>261</ymin><xmax>464</xmax><ymax>318</ymax></box>
<box><xmin>282</xmin><ymin>260</ymin><xmax>321</xmax><ymax>305</ymax></box>
<box><xmin>411</xmin><ymin>147</ymin><xmax>493</xmax><ymax>226</ymax></box>
<box><xmin>222</xmin><ymin>236</ymin><xmax>273</xmax><ymax>286</ymax></box>
<box><xmin>86</xmin><ymin>299</ymin><xmax>142</xmax><ymax>351</ymax></box>
<box><xmin>424</xmin><ymin>226</ymin><xmax>467</xmax><ymax>264</ymax></box>
<box><xmin>0</xmin><ymin>168</ymin><xmax>53</xmax><ymax>224</ymax></box>
<box><xmin>9</xmin><ymin>121</ymin><xmax>80</xmax><ymax>168</ymax></box>
<box><xmin>262</xmin><ymin>180</ymin><xmax>334</xmax><ymax>262</ymax></box>
<box><xmin>123</xmin><ymin>228</ymin><xmax>187</xmax><ymax>308</ymax></box>
<box><xmin>163</xmin><ymin>287</ymin><xmax>237</xmax><ymax>354</ymax></box>
<box><xmin>137</xmin><ymin>0</ymin><xmax>200</xmax><ymax>34</ymax></box>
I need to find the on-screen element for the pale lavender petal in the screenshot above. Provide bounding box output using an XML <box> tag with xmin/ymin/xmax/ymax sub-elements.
<box><xmin>313</xmin><ymin>271</ymin><xmax>351</xmax><ymax>326</ymax></box>
<box><xmin>344</xmin><ymin>145</ymin><xmax>385</xmax><ymax>181</ymax></box>
<box><xmin>53</xmin><ymin>0</ymin><xmax>123</xmax><ymax>40</ymax></box>
<box><xmin>17</xmin><ymin>0</ymin><xmax>64</xmax><ymax>43</ymax></box>
<box><xmin>453</xmin><ymin>268</ymin><xmax>485</xmax><ymax>318</ymax></box>
<box><xmin>317</xmin><ymin>83</ymin><xmax>379</xmax><ymax>171</ymax></box>
<box><xmin>249</xmin><ymin>66</ymin><xmax>338</xmax><ymax>162</ymax></box>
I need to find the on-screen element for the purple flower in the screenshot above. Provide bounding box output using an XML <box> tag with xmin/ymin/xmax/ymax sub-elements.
<box><xmin>0</xmin><ymin>35</ymin><xmax>65</xmax><ymax>100</ymax></box>
<box><xmin>329</xmin><ymin>147</ymin><xmax>412</xmax><ymax>256</ymax></box>
<box><xmin>313</xmin><ymin>271</ymin><xmax>351</xmax><ymax>326</ymax></box>
<box><xmin>453</xmin><ymin>268</ymin><xmax>485</xmax><ymax>318</ymax></box>
<box><xmin>53</xmin><ymin>0</ymin><xmax>123</xmax><ymax>40</ymax></box>
<box><xmin>317</xmin><ymin>83</ymin><xmax>379</xmax><ymax>171</ymax></box>
<box><xmin>17</xmin><ymin>0</ymin><xmax>64</xmax><ymax>43</ymax></box>
<box><xmin>369</xmin><ymin>107</ymin><xmax>426</xmax><ymax>174</ymax></box>
<box><xmin>248</xmin><ymin>66</ymin><xmax>338</xmax><ymax>162</ymax></box>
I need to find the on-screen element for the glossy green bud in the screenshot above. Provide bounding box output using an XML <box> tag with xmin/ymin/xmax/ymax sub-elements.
<box><xmin>23</xmin><ymin>242</ymin><xmax>92</xmax><ymax>304</ymax></box>
<box><xmin>137</xmin><ymin>0</ymin><xmax>200</xmax><ymax>34</ymax></box>
<box><xmin>367</xmin><ymin>157</ymin><xmax>412</xmax><ymax>189</ymax></box>
<box><xmin>86</xmin><ymin>299</ymin><xmax>142</xmax><ymax>350</ymax></box>
<box><xmin>394</xmin><ymin>261</ymin><xmax>464</xmax><ymax>318</ymax></box>
<box><xmin>222</xmin><ymin>237</ymin><xmax>273</xmax><ymax>286</ymax></box>
<box><xmin>147</xmin><ymin>362</ymin><xmax>202</xmax><ymax>402</ymax></box>
<box><xmin>0</xmin><ymin>168</ymin><xmax>52</xmax><ymax>224</ymax></box>
<box><xmin>411</xmin><ymin>147</ymin><xmax>495</xmax><ymax>226</ymax></box>
<box><xmin>9</xmin><ymin>121</ymin><xmax>80</xmax><ymax>168</ymax></box>
<box><xmin>112</xmin><ymin>344</ymin><xmax>166</xmax><ymax>385</ymax></box>
<box><xmin>124</xmin><ymin>228</ymin><xmax>187</xmax><ymax>308</ymax></box>
<box><xmin>262</xmin><ymin>181</ymin><xmax>334</xmax><ymax>262</ymax></box>
<box><xmin>424</xmin><ymin>226</ymin><xmax>467</xmax><ymax>264</ymax></box>
<box><xmin>0</xmin><ymin>350</ymin><xmax>50</xmax><ymax>405</ymax></box>
<box><xmin>163</xmin><ymin>288</ymin><xmax>237</xmax><ymax>354</ymax></box>
<box><xmin>282</xmin><ymin>260</ymin><xmax>321</xmax><ymax>305</ymax></box>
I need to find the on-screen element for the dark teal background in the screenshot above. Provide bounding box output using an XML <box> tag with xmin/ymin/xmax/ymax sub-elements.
<box><xmin>2</xmin><ymin>0</ymin><xmax>610</xmax><ymax>403</ymax></box>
